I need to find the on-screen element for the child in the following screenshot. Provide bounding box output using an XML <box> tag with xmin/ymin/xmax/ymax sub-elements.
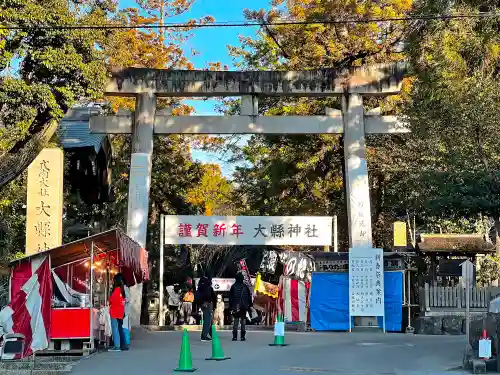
<box><xmin>181</xmin><ymin>288</ymin><xmax>194</xmax><ymax>324</ymax></box>
<box><xmin>214</xmin><ymin>294</ymin><xmax>225</xmax><ymax>328</ymax></box>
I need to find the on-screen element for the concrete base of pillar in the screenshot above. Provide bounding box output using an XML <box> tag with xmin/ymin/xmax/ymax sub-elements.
<box><xmin>129</xmin><ymin>283</ymin><xmax>144</xmax><ymax>327</ymax></box>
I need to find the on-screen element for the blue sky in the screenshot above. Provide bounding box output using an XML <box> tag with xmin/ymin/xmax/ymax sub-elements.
<box><xmin>120</xmin><ymin>0</ymin><xmax>270</xmax><ymax>177</ymax></box>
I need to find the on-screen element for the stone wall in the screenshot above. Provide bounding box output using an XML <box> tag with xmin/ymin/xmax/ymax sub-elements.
<box><xmin>469</xmin><ymin>312</ymin><xmax>500</xmax><ymax>355</ymax></box>
<box><xmin>417</xmin><ymin>312</ymin><xmax>500</xmax><ymax>362</ymax></box>
<box><xmin>416</xmin><ymin>314</ymin><xmax>488</xmax><ymax>336</ymax></box>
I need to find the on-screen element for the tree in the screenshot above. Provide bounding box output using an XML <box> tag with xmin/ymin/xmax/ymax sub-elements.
<box><xmin>0</xmin><ymin>0</ymin><xmax>215</xmax><ymax>292</ymax></box>
<box><xmin>227</xmin><ymin>0</ymin><xmax>499</xmax><ymax>251</ymax></box>
<box><xmin>225</xmin><ymin>0</ymin><xmax>413</xmax><ymax>249</ymax></box>
<box><xmin>478</xmin><ymin>255</ymin><xmax>500</xmax><ymax>286</ymax></box>
<box><xmin>368</xmin><ymin>1</ymin><xmax>500</xmax><ymax>243</ymax></box>
<box><xmin>400</xmin><ymin>0</ymin><xmax>500</xmax><ymax>224</ymax></box>
<box><xmin>231</xmin><ymin>0</ymin><xmax>412</xmax><ymax>70</ymax></box>
<box><xmin>0</xmin><ymin>0</ymin><xmax>115</xmax><ymax>187</ymax></box>
<box><xmin>186</xmin><ymin>164</ymin><xmax>234</xmax><ymax>215</ymax></box>
<box><xmin>0</xmin><ymin>173</ymin><xmax>27</xmax><ymax>261</ymax></box>
<box><xmin>61</xmin><ymin>0</ymin><xmax>211</xmax><ymax>235</ymax></box>
<box><xmin>137</xmin><ymin>0</ymin><xmax>214</xmax><ymax>40</ymax></box>
<box><xmin>94</xmin><ymin>4</ymin><xmax>213</xmax><ymax>250</ymax></box>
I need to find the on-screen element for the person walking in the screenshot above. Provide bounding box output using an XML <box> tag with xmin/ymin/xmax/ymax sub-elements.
<box><xmin>229</xmin><ymin>272</ymin><xmax>253</xmax><ymax>341</ymax></box>
<box><xmin>109</xmin><ymin>276</ymin><xmax>128</xmax><ymax>352</ymax></box>
<box><xmin>166</xmin><ymin>284</ymin><xmax>181</xmax><ymax>325</ymax></box>
<box><xmin>194</xmin><ymin>275</ymin><xmax>216</xmax><ymax>342</ymax></box>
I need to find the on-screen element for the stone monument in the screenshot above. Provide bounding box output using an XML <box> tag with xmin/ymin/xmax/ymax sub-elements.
<box><xmin>25</xmin><ymin>148</ymin><xmax>64</xmax><ymax>255</ymax></box>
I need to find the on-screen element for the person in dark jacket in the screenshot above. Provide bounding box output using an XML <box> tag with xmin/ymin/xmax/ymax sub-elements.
<box><xmin>229</xmin><ymin>272</ymin><xmax>253</xmax><ymax>341</ymax></box>
<box><xmin>194</xmin><ymin>275</ymin><xmax>216</xmax><ymax>342</ymax></box>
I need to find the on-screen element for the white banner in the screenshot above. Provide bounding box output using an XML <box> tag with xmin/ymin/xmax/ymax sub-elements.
<box><xmin>349</xmin><ymin>247</ymin><xmax>385</xmax><ymax>317</ymax></box>
<box><xmin>163</xmin><ymin>216</ymin><xmax>332</xmax><ymax>246</ymax></box>
<box><xmin>193</xmin><ymin>278</ymin><xmax>256</xmax><ymax>292</ymax></box>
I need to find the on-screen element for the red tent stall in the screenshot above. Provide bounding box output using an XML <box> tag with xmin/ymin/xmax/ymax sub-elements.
<box><xmin>1</xmin><ymin>229</ymin><xmax>148</xmax><ymax>358</ymax></box>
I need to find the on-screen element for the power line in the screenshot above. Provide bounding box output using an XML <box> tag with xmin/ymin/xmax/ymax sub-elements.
<box><xmin>1</xmin><ymin>12</ymin><xmax>498</xmax><ymax>31</ymax></box>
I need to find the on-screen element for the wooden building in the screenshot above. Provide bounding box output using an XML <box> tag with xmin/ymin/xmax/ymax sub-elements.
<box><xmin>416</xmin><ymin>233</ymin><xmax>498</xmax><ymax>316</ymax></box>
<box><xmin>57</xmin><ymin>106</ymin><xmax>113</xmax><ymax>205</ymax></box>
<box><xmin>416</xmin><ymin>233</ymin><xmax>496</xmax><ymax>286</ymax></box>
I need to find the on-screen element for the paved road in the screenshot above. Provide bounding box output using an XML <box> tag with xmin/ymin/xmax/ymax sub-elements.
<box><xmin>72</xmin><ymin>330</ymin><xmax>468</xmax><ymax>375</ymax></box>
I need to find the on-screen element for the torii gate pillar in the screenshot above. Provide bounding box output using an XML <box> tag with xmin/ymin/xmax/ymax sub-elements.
<box><xmin>342</xmin><ymin>93</ymin><xmax>372</xmax><ymax>248</ymax></box>
<box><xmin>126</xmin><ymin>93</ymin><xmax>156</xmax><ymax>327</ymax></box>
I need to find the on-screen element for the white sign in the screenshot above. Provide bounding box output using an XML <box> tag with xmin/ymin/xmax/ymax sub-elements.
<box><xmin>460</xmin><ymin>260</ymin><xmax>474</xmax><ymax>288</ymax></box>
<box><xmin>348</xmin><ymin>160</ymin><xmax>373</xmax><ymax>248</ymax></box>
<box><xmin>274</xmin><ymin>322</ymin><xmax>285</xmax><ymax>337</ymax></box>
<box><xmin>163</xmin><ymin>216</ymin><xmax>333</xmax><ymax>246</ymax></box>
<box><xmin>349</xmin><ymin>247</ymin><xmax>385</xmax><ymax>317</ymax></box>
<box><xmin>479</xmin><ymin>339</ymin><xmax>492</xmax><ymax>359</ymax></box>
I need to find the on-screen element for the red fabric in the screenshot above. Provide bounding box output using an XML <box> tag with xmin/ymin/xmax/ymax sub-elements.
<box><xmin>278</xmin><ymin>277</ymin><xmax>311</xmax><ymax>323</ymax></box>
<box><xmin>54</xmin><ymin>266</ymin><xmax>67</xmax><ymax>283</ymax></box>
<box><xmin>39</xmin><ymin>259</ymin><xmax>52</xmax><ymax>344</ymax></box>
<box><xmin>6</xmin><ymin>257</ymin><xmax>52</xmax><ymax>358</ymax></box>
<box><xmin>10</xmin><ymin>288</ymin><xmax>30</xmax><ymax>359</ymax></box>
<box><xmin>290</xmin><ymin>279</ymin><xmax>299</xmax><ymax>322</ymax></box>
<box><xmin>109</xmin><ymin>288</ymin><xmax>125</xmax><ymax>319</ymax></box>
<box><xmin>10</xmin><ymin>260</ymin><xmax>32</xmax><ymax>301</ymax></box>
<box><xmin>117</xmin><ymin>231</ymin><xmax>149</xmax><ymax>279</ymax></box>
<box><xmin>50</xmin><ymin>309</ymin><xmax>92</xmax><ymax>339</ymax></box>
<box><xmin>121</xmin><ymin>266</ymin><xmax>136</xmax><ymax>287</ymax></box>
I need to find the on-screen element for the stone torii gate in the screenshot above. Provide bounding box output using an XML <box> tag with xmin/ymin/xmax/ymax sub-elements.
<box><xmin>90</xmin><ymin>63</ymin><xmax>408</xmax><ymax>326</ymax></box>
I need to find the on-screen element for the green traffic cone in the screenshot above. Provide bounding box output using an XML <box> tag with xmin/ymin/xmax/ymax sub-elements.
<box><xmin>206</xmin><ymin>325</ymin><xmax>231</xmax><ymax>361</ymax></box>
<box><xmin>174</xmin><ymin>329</ymin><xmax>197</xmax><ymax>372</ymax></box>
<box><xmin>269</xmin><ymin>314</ymin><xmax>288</xmax><ymax>347</ymax></box>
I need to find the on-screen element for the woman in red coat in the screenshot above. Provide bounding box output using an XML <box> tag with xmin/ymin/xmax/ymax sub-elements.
<box><xmin>109</xmin><ymin>276</ymin><xmax>128</xmax><ymax>351</ymax></box>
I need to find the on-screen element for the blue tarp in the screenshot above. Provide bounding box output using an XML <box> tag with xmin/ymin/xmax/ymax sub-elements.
<box><xmin>310</xmin><ymin>271</ymin><xmax>403</xmax><ymax>332</ymax></box>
